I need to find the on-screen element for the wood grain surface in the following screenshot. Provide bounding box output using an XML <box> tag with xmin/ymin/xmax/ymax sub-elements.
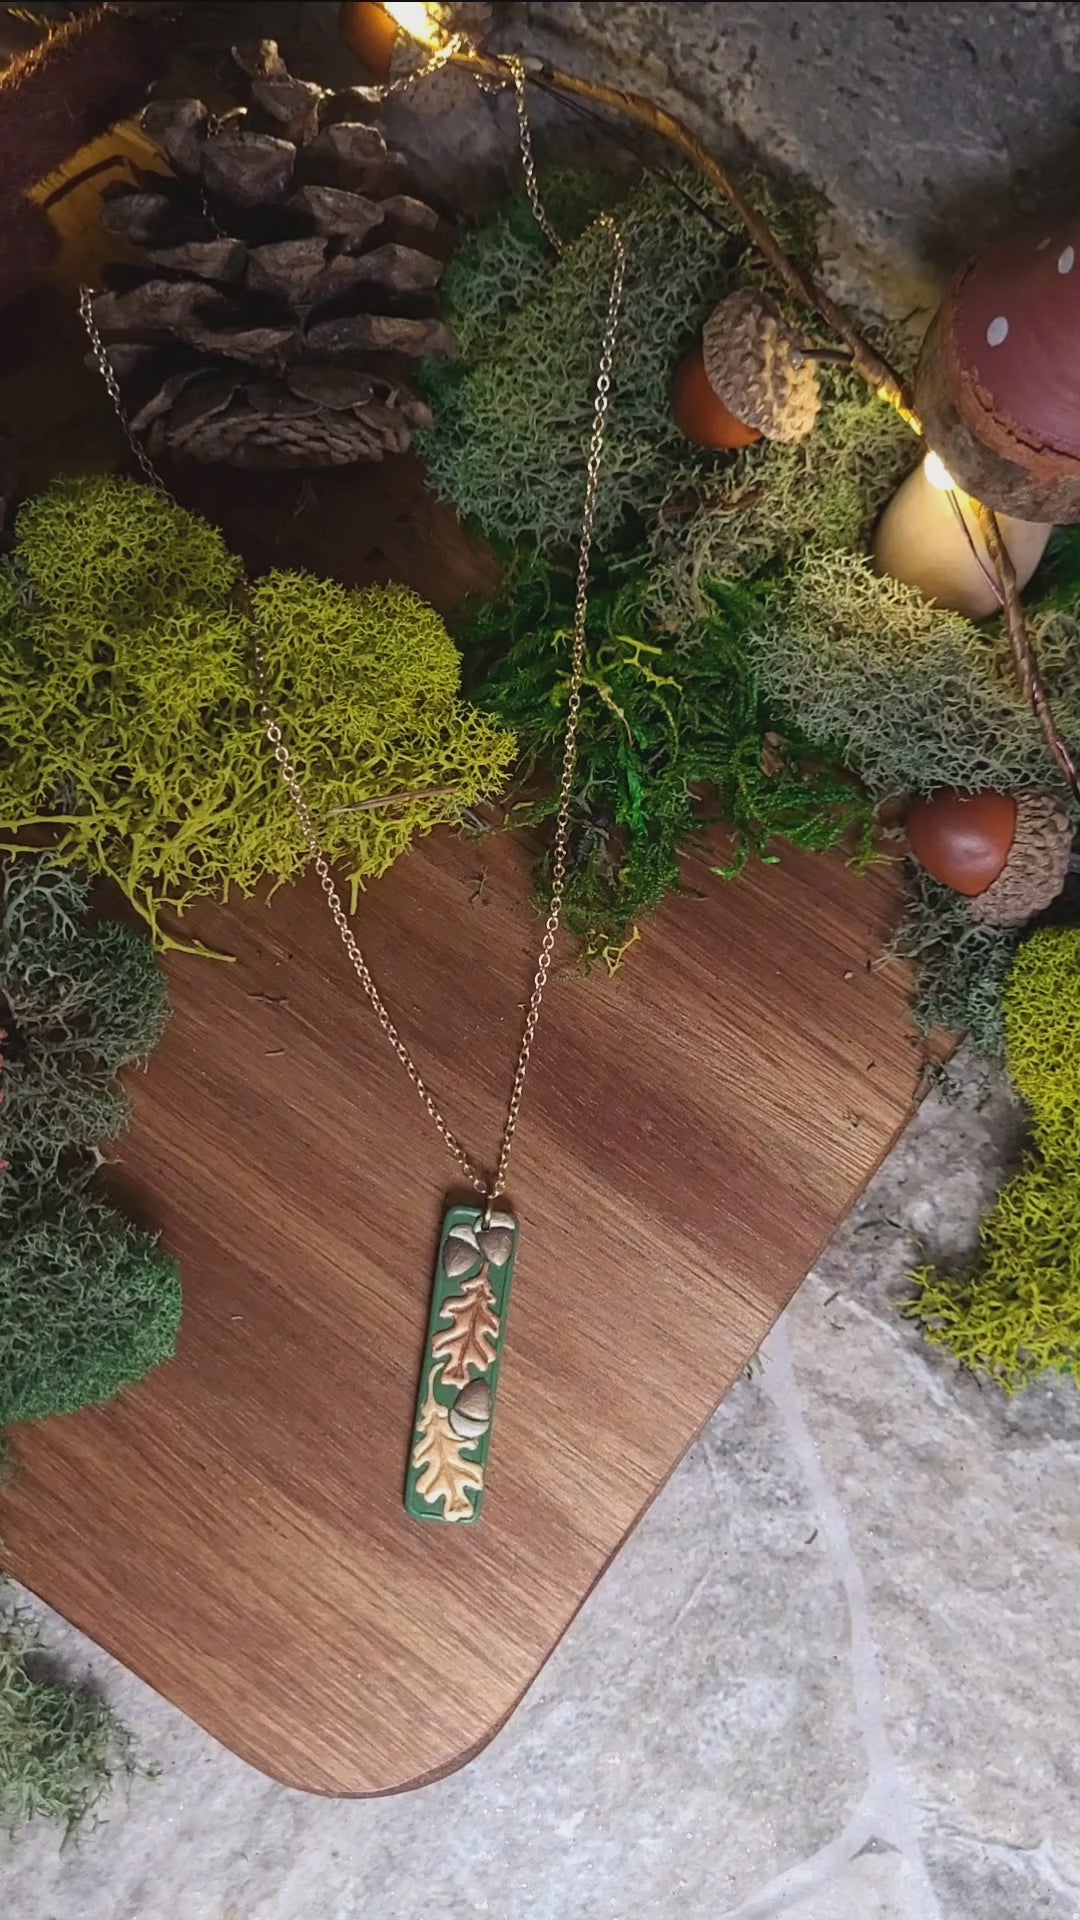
<box><xmin>1</xmin><ymin>456</ymin><xmax>923</xmax><ymax>1794</ymax></box>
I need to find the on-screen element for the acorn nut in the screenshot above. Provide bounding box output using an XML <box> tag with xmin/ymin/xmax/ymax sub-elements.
<box><xmin>906</xmin><ymin>787</ymin><xmax>1072</xmax><ymax>928</ymax></box>
<box><xmin>448</xmin><ymin>1377</ymin><xmax>492</xmax><ymax>1441</ymax></box>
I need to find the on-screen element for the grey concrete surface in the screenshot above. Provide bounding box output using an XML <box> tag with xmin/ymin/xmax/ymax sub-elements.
<box><xmin>4</xmin><ymin>1052</ymin><xmax>1079</xmax><ymax>1920</ymax></box>
<box><xmin>294</xmin><ymin>2</ymin><xmax>1080</xmax><ymax>315</ymax></box>
<box><xmin>510</xmin><ymin>2</ymin><xmax>1080</xmax><ymax>308</ymax></box>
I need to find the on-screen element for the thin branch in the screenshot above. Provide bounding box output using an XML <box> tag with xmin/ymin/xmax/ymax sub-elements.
<box><xmin>946</xmin><ymin>490</ymin><xmax>1002</xmax><ymax>608</ymax></box>
<box><xmin>970</xmin><ymin>502</ymin><xmax>1080</xmax><ymax>804</ymax></box>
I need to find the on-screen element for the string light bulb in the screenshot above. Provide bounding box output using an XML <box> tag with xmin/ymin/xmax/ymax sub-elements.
<box><xmin>874</xmin><ymin>455</ymin><xmax>1052</xmax><ymax>618</ymax></box>
<box><xmin>382</xmin><ymin>1</ymin><xmax>449</xmax><ymax>49</ymax></box>
<box><xmin>923</xmin><ymin>449</ymin><xmax>958</xmax><ymax>493</ymax></box>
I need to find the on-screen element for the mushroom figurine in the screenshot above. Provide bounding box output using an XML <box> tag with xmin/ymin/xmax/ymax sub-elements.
<box><xmin>906</xmin><ymin>787</ymin><xmax>1073</xmax><ymax>927</ymax></box>
<box><xmin>915</xmin><ymin>214</ymin><xmax>1080</xmax><ymax>522</ymax></box>
<box><xmin>673</xmin><ymin>290</ymin><xmax>820</xmax><ymax>450</ymax></box>
<box><xmin>872</xmin><ymin>451</ymin><xmax>1053</xmax><ymax>619</ymax></box>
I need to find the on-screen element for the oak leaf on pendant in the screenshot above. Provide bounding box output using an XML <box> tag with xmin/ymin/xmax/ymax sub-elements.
<box><xmin>411</xmin><ymin>1375</ymin><xmax>484</xmax><ymax>1522</ymax></box>
<box><xmin>431</xmin><ymin>1273</ymin><xmax>499</xmax><ymax>1389</ymax></box>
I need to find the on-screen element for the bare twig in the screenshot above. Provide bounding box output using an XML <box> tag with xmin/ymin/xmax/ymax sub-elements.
<box><xmin>789</xmin><ymin>347</ymin><xmax>855</xmax><ymax>368</ymax></box>
<box><xmin>971</xmin><ymin>502</ymin><xmax>1080</xmax><ymax>804</ymax></box>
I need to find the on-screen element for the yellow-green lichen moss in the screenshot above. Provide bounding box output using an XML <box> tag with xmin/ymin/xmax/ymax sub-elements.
<box><xmin>909</xmin><ymin>929</ymin><xmax>1080</xmax><ymax>1389</ymax></box>
<box><xmin>0</xmin><ymin>478</ymin><xmax>515</xmax><ymax>947</ymax></box>
<box><xmin>1003</xmin><ymin>928</ymin><xmax>1080</xmax><ymax>1159</ymax></box>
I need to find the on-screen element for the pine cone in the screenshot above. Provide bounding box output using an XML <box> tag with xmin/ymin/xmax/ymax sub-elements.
<box><xmin>89</xmin><ymin>40</ymin><xmax>453</xmax><ymax>469</ymax></box>
<box><xmin>701</xmin><ymin>290</ymin><xmax>820</xmax><ymax>444</ymax></box>
<box><xmin>968</xmin><ymin>790</ymin><xmax>1073</xmax><ymax>928</ymax></box>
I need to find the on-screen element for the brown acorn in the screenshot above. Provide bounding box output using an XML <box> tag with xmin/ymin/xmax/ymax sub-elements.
<box><xmin>672</xmin><ymin>344</ymin><xmax>762</xmax><ymax>450</ymax></box>
<box><xmin>906</xmin><ymin>787</ymin><xmax>1073</xmax><ymax>927</ymax></box>
<box><xmin>673</xmin><ymin>290</ymin><xmax>821</xmax><ymax>451</ymax></box>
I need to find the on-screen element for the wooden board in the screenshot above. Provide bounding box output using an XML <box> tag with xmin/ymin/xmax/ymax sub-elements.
<box><xmin>0</xmin><ymin>457</ymin><xmax>923</xmax><ymax>1794</ymax></box>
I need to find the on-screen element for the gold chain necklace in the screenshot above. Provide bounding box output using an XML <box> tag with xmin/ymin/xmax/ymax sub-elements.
<box><xmin>81</xmin><ymin>52</ymin><xmax>625</xmax><ymax>1525</ymax></box>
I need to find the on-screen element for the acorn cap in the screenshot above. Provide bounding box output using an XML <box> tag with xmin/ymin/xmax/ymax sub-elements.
<box><xmin>701</xmin><ymin>291</ymin><xmax>820</xmax><ymax>444</ymax></box>
<box><xmin>968</xmin><ymin>789</ymin><xmax>1073</xmax><ymax>928</ymax></box>
<box><xmin>915</xmin><ymin>215</ymin><xmax>1080</xmax><ymax>521</ymax></box>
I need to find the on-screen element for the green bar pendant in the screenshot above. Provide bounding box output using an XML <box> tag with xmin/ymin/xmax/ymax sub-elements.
<box><xmin>405</xmin><ymin>1203</ymin><xmax>519</xmax><ymax>1525</ymax></box>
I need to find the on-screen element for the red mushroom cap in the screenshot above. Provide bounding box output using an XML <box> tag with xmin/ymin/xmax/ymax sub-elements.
<box><xmin>955</xmin><ymin>218</ymin><xmax>1080</xmax><ymax>458</ymax></box>
<box><xmin>915</xmin><ymin>215</ymin><xmax>1080</xmax><ymax>521</ymax></box>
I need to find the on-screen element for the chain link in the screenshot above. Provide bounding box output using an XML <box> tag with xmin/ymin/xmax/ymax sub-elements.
<box><xmin>78</xmin><ymin>58</ymin><xmax>625</xmax><ymax>1210</ymax></box>
<box><xmin>79</xmin><ymin>286</ymin><xmax>167</xmax><ymax>491</ymax></box>
<box><xmin>258</xmin><ymin>698</ymin><xmax>491</xmax><ymax>1193</ymax></box>
<box><xmin>360</xmin><ymin>26</ymin><xmax>467</xmax><ymax>99</ymax></box>
<box><xmin>502</xmin><ymin>53</ymin><xmax>565</xmax><ymax>256</ymax></box>
<box><xmin>490</xmin><ymin>212</ymin><xmax>624</xmax><ymax>1197</ymax></box>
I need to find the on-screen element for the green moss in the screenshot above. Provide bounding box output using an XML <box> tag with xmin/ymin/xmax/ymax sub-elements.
<box><xmin>0</xmin><ymin>477</ymin><xmax>515</xmax><ymax>946</ymax></box>
<box><xmin>890</xmin><ymin>872</ymin><xmax>1018</xmax><ymax>1059</ymax></box>
<box><xmin>463</xmin><ymin>554</ymin><xmax>873</xmax><ymax>961</ymax></box>
<box><xmin>418</xmin><ymin>166</ymin><xmax>828</xmax><ymax>553</ymax></box>
<box><xmin>747</xmin><ymin>527</ymin><xmax>1080</xmax><ymax>816</ymax></box>
<box><xmin>1</xmin><ymin>860</ymin><xmax>167</xmax><ymax>1069</ymax></box>
<box><xmin>649</xmin><ymin>356</ymin><xmax>915</xmax><ymax>624</ymax></box>
<box><xmin>1</xmin><ymin>858</ymin><xmax>167</xmax><ymax>1209</ymax></box>
<box><xmin>749</xmin><ymin>544</ymin><xmax>1075</xmax><ymax>800</ymax></box>
<box><xmin>0</xmin><ymin>1190</ymin><xmax>181</xmax><ymax>1425</ymax></box>
<box><xmin>0</xmin><ymin>1596</ymin><xmax>131</xmax><ymax>1834</ymax></box>
<box><xmin>908</xmin><ymin>929</ymin><xmax>1080</xmax><ymax>1388</ymax></box>
<box><xmin>0</xmin><ymin>855</ymin><xmax>179</xmax><ymax>1425</ymax></box>
<box><xmin>422</xmin><ymin>169</ymin><xmax>1080</xmax><ymax>1008</ymax></box>
<box><xmin>11</xmin><ymin>471</ymin><xmax>239</xmax><ymax>617</ymax></box>
<box><xmin>910</xmin><ymin>1160</ymin><xmax>1080</xmax><ymax>1390</ymax></box>
<box><xmin>431</xmin><ymin>168</ymin><xmax>612</xmax><ymax>362</ymax></box>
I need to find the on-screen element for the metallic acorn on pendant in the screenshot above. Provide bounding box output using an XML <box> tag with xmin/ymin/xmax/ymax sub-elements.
<box><xmin>448</xmin><ymin>1377</ymin><xmax>492</xmax><ymax>1441</ymax></box>
<box><xmin>442</xmin><ymin>1224</ymin><xmax>482</xmax><ymax>1280</ymax></box>
<box><xmin>476</xmin><ymin>1208</ymin><xmax>516</xmax><ymax>1269</ymax></box>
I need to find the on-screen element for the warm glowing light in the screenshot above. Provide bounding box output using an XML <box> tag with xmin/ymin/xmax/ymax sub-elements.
<box><xmin>923</xmin><ymin>450</ymin><xmax>958</xmax><ymax>493</ymax></box>
<box><xmin>383</xmin><ymin>1</ymin><xmax>446</xmax><ymax>48</ymax></box>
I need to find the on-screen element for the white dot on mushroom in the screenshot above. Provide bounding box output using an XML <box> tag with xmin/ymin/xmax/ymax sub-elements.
<box><xmin>1058</xmin><ymin>245</ymin><xmax>1075</xmax><ymax>275</ymax></box>
<box><xmin>986</xmin><ymin>315</ymin><xmax>1009</xmax><ymax>346</ymax></box>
